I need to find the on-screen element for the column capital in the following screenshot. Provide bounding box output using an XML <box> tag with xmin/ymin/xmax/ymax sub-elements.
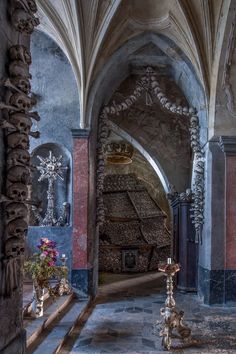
<box><xmin>219</xmin><ymin>136</ymin><xmax>236</xmax><ymax>154</ymax></box>
<box><xmin>71</xmin><ymin>129</ymin><xmax>90</xmax><ymax>139</ymax></box>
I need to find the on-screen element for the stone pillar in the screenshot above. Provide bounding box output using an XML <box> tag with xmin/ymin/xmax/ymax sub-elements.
<box><xmin>219</xmin><ymin>136</ymin><xmax>236</xmax><ymax>303</ymax></box>
<box><xmin>198</xmin><ymin>140</ymin><xmax>225</xmax><ymax>304</ymax></box>
<box><xmin>71</xmin><ymin>129</ymin><xmax>91</xmax><ymax>297</ymax></box>
<box><xmin>171</xmin><ymin>197</ymin><xmax>197</xmax><ymax>292</ymax></box>
<box><xmin>198</xmin><ymin>138</ymin><xmax>236</xmax><ymax>304</ymax></box>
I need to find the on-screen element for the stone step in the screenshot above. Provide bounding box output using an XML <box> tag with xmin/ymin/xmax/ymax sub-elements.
<box><xmin>25</xmin><ymin>292</ymin><xmax>74</xmax><ymax>348</ymax></box>
<box><xmin>23</xmin><ymin>281</ymin><xmax>58</xmax><ymax>317</ymax></box>
<box><xmin>29</xmin><ymin>298</ymin><xmax>90</xmax><ymax>354</ymax></box>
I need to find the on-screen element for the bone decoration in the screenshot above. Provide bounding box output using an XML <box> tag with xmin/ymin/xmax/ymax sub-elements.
<box><xmin>96</xmin><ymin>67</ymin><xmax>204</xmax><ymax>242</ymax></box>
<box><xmin>0</xmin><ymin>0</ymin><xmax>39</xmax><ymax>296</ymax></box>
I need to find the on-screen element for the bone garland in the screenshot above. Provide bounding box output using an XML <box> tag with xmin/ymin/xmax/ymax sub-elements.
<box><xmin>10</xmin><ymin>0</ymin><xmax>39</xmax><ymax>34</ymax></box>
<box><xmin>96</xmin><ymin>76</ymin><xmax>147</xmax><ymax>225</ymax></box>
<box><xmin>96</xmin><ymin>67</ymin><xmax>205</xmax><ymax>242</ymax></box>
<box><xmin>0</xmin><ymin>0</ymin><xmax>39</xmax><ymax>296</ymax></box>
<box><xmin>96</xmin><ymin>111</ymin><xmax>108</xmax><ymax>225</ymax></box>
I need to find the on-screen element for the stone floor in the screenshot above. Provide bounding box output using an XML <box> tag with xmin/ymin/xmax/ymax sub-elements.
<box><xmin>69</xmin><ymin>273</ymin><xmax>236</xmax><ymax>354</ymax></box>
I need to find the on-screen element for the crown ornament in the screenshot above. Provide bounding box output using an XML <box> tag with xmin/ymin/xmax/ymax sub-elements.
<box><xmin>104</xmin><ymin>141</ymin><xmax>134</xmax><ymax>164</ymax></box>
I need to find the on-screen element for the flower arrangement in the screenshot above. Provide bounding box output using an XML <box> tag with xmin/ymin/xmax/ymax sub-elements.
<box><xmin>24</xmin><ymin>238</ymin><xmax>67</xmax><ymax>295</ymax></box>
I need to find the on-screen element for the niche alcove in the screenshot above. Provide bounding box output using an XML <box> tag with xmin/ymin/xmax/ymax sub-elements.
<box><xmin>99</xmin><ymin>130</ymin><xmax>171</xmax><ymax>275</ymax></box>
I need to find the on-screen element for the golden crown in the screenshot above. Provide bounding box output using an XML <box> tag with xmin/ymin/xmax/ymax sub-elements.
<box><xmin>104</xmin><ymin>141</ymin><xmax>134</xmax><ymax>164</ymax></box>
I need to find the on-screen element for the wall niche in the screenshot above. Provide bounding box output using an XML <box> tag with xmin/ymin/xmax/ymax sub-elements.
<box><xmin>27</xmin><ymin>143</ymin><xmax>72</xmax><ymax>276</ymax></box>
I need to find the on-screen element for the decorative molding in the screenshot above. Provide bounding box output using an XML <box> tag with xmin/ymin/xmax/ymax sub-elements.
<box><xmin>219</xmin><ymin>136</ymin><xmax>236</xmax><ymax>154</ymax></box>
<box><xmin>71</xmin><ymin>128</ymin><xmax>90</xmax><ymax>138</ymax></box>
<box><xmin>96</xmin><ymin>67</ymin><xmax>205</xmax><ymax>242</ymax></box>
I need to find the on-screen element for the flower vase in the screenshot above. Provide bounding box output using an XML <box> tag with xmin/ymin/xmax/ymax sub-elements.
<box><xmin>32</xmin><ymin>281</ymin><xmax>45</xmax><ymax>317</ymax></box>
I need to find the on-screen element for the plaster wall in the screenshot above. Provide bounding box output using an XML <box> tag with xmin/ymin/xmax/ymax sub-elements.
<box><xmin>29</xmin><ymin>30</ymin><xmax>80</xmax><ymax>153</ymax></box>
<box><xmin>27</xmin><ymin>30</ymin><xmax>80</xmax><ymax>262</ymax></box>
<box><xmin>109</xmin><ymin>75</ymin><xmax>191</xmax><ymax>192</ymax></box>
<box><xmin>209</xmin><ymin>1</ymin><xmax>236</xmax><ymax>138</ymax></box>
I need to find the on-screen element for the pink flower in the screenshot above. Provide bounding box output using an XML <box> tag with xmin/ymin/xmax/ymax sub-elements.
<box><xmin>39</xmin><ymin>253</ymin><xmax>46</xmax><ymax>260</ymax></box>
<box><xmin>47</xmin><ymin>261</ymin><xmax>55</xmax><ymax>267</ymax></box>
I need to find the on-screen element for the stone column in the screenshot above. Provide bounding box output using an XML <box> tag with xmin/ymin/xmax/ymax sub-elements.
<box><xmin>71</xmin><ymin>129</ymin><xmax>91</xmax><ymax>297</ymax></box>
<box><xmin>219</xmin><ymin>137</ymin><xmax>236</xmax><ymax>303</ymax></box>
<box><xmin>171</xmin><ymin>197</ymin><xmax>197</xmax><ymax>292</ymax></box>
<box><xmin>198</xmin><ymin>140</ymin><xmax>225</xmax><ymax>304</ymax></box>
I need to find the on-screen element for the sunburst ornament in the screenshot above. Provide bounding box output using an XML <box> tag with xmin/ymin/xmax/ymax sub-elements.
<box><xmin>35</xmin><ymin>151</ymin><xmax>68</xmax><ymax>226</ymax></box>
<box><xmin>37</xmin><ymin>151</ymin><xmax>67</xmax><ymax>182</ymax></box>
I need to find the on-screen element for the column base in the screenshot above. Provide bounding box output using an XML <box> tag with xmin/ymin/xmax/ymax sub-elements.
<box><xmin>198</xmin><ymin>265</ymin><xmax>236</xmax><ymax>305</ymax></box>
<box><xmin>0</xmin><ymin>329</ymin><xmax>26</xmax><ymax>354</ymax></box>
<box><xmin>71</xmin><ymin>268</ymin><xmax>93</xmax><ymax>298</ymax></box>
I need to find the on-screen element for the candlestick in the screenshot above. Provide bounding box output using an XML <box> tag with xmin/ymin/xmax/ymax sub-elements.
<box><xmin>158</xmin><ymin>259</ymin><xmax>191</xmax><ymax>350</ymax></box>
<box><xmin>56</xmin><ymin>254</ymin><xmax>71</xmax><ymax>296</ymax></box>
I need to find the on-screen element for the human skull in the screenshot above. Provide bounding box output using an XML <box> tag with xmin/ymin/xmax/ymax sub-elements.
<box><xmin>5</xmin><ymin>218</ymin><xmax>28</xmax><ymax>240</ymax></box>
<box><xmin>27</xmin><ymin>0</ymin><xmax>38</xmax><ymax>13</ymax></box>
<box><xmin>7</xmin><ymin>148</ymin><xmax>30</xmax><ymax>167</ymax></box>
<box><xmin>9</xmin><ymin>93</ymin><xmax>32</xmax><ymax>111</ymax></box>
<box><xmin>7</xmin><ymin>166</ymin><xmax>31</xmax><ymax>184</ymax></box>
<box><xmin>11</xmin><ymin>77</ymin><xmax>31</xmax><ymax>94</ymax></box>
<box><xmin>6</xmin><ymin>202</ymin><xmax>28</xmax><ymax>222</ymax></box>
<box><xmin>9</xmin><ymin>45</ymin><xmax>31</xmax><ymax>65</ymax></box>
<box><xmin>5</xmin><ymin>237</ymin><xmax>25</xmax><ymax>258</ymax></box>
<box><xmin>12</xmin><ymin>9</ymin><xmax>39</xmax><ymax>34</ymax></box>
<box><xmin>9</xmin><ymin>113</ymin><xmax>32</xmax><ymax>134</ymax></box>
<box><xmin>7</xmin><ymin>183</ymin><xmax>28</xmax><ymax>201</ymax></box>
<box><xmin>7</xmin><ymin>132</ymin><xmax>29</xmax><ymax>150</ymax></box>
<box><xmin>9</xmin><ymin>60</ymin><xmax>31</xmax><ymax>78</ymax></box>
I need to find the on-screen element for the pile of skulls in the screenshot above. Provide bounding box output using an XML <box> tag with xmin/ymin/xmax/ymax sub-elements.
<box><xmin>0</xmin><ymin>0</ymin><xmax>39</xmax><ymax>296</ymax></box>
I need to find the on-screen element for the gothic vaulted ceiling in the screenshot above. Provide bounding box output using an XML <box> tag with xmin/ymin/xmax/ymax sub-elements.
<box><xmin>36</xmin><ymin>0</ymin><xmax>230</xmax><ymax>128</ymax></box>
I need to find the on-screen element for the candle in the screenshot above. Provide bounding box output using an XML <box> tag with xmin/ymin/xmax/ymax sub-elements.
<box><xmin>167</xmin><ymin>258</ymin><xmax>172</xmax><ymax>264</ymax></box>
<box><xmin>61</xmin><ymin>254</ymin><xmax>66</xmax><ymax>258</ymax></box>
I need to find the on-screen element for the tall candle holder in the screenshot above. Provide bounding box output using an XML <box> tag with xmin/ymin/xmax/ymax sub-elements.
<box><xmin>56</xmin><ymin>254</ymin><xmax>72</xmax><ymax>296</ymax></box>
<box><xmin>158</xmin><ymin>258</ymin><xmax>191</xmax><ymax>350</ymax></box>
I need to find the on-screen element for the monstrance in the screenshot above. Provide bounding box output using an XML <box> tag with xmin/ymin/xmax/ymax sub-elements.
<box><xmin>36</xmin><ymin>151</ymin><xmax>68</xmax><ymax>226</ymax></box>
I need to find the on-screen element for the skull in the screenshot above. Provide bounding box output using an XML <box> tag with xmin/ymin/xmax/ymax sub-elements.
<box><xmin>9</xmin><ymin>45</ymin><xmax>31</xmax><ymax>65</ymax></box>
<box><xmin>9</xmin><ymin>113</ymin><xmax>32</xmax><ymax>134</ymax></box>
<box><xmin>6</xmin><ymin>202</ymin><xmax>28</xmax><ymax>222</ymax></box>
<box><xmin>7</xmin><ymin>132</ymin><xmax>29</xmax><ymax>150</ymax></box>
<box><xmin>7</xmin><ymin>166</ymin><xmax>31</xmax><ymax>184</ymax></box>
<box><xmin>7</xmin><ymin>182</ymin><xmax>28</xmax><ymax>201</ymax></box>
<box><xmin>12</xmin><ymin>9</ymin><xmax>39</xmax><ymax>34</ymax></box>
<box><xmin>7</xmin><ymin>148</ymin><xmax>30</xmax><ymax>167</ymax></box>
<box><xmin>11</xmin><ymin>77</ymin><xmax>31</xmax><ymax>94</ymax></box>
<box><xmin>27</xmin><ymin>0</ymin><xmax>38</xmax><ymax>13</ymax></box>
<box><xmin>9</xmin><ymin>93</ymin><xmax>32</xmax><ymax>111</ymax></box>
<box><xmin>5</xmin><ymin>218</ymin><xmax>28</xmax><ymax>240</ymax></box>
<box><xmin>9</xmin><ymin>60</ymin><xmax>31</xmax><ymax>78</ymax></box>
<box><xmin>5</xmin><ymin>237</ymin><xmax>25</xmax><ymax>258</ymax></box>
